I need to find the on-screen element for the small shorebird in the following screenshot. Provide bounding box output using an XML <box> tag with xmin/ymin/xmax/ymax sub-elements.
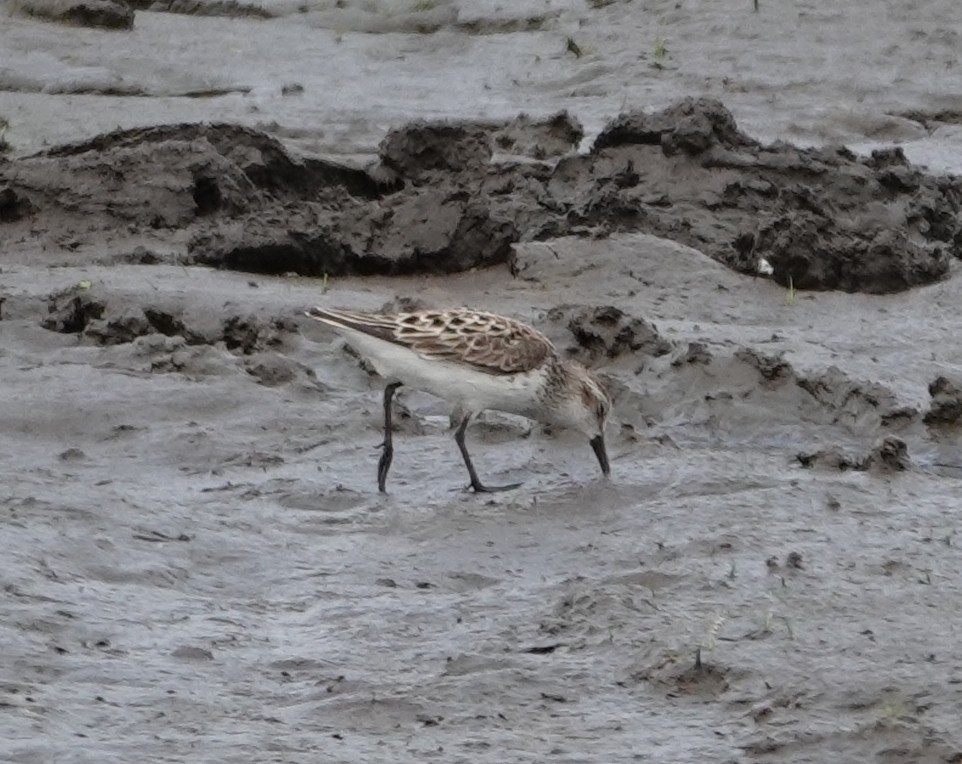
<box><xmin>305</xmin><ymin>306</ymin><xmax>611</xmax><ymax>493</ymax></box>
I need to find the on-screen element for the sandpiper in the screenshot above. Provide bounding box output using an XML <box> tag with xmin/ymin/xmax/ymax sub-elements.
<box><xmin>305</xmin><ymin>306</ymin><xmax>611</xmax><ymax>493</ymax></box>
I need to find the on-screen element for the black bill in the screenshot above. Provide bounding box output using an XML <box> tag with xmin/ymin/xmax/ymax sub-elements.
<box><xmin>589</xmin><ymin>434</ymin><xmax>610</xmax><ymax>477</ymax></box>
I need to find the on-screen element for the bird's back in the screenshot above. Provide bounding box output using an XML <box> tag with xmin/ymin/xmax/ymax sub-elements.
<box><xmin>305</xmin><ymin>306</ymin><xmax>555</xmax><ymax>415</ymax></box>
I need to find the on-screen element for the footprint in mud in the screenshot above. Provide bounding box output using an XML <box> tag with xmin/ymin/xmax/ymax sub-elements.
<box><xmin>537</xmin><ymin>578</ymin><xmax>659</xmax><ymax>639</ymax></box>
<box><xmin>268</xmin><ymin>482</ymin><xmax>375</xmax><ymax>527</ymax></box>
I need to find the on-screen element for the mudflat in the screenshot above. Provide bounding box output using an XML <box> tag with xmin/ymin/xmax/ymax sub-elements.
<box><xmin>2</xmin><ymin>1</ymin><xmax>962</xmax><ymax>761</ymax></box>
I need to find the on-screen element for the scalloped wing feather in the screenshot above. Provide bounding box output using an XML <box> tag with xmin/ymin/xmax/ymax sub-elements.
<box><xmin>307</xmin><ymin>307</ymin><xmax>554</xmax><ymax>375</ymax></box>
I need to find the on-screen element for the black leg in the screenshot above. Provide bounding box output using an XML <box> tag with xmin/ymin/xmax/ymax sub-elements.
<box><xmin>378</xmin><ymin>382</ymin><xmax>402</xmax><ymax>493</ymax></box>
<box><xmin>454</xmin><ymin>414</ymin><xmax>522</xmax><ymax>493</ymax></box>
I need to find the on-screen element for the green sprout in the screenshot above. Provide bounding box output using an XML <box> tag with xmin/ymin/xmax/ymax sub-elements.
<box><xmin>785</xmin><ymin>275</ymin><xmax>796</xmax><ymax>305</ymax></box>
<box><xmin>653</xmin><ymin>36</ymin><xmax>668</xmax><ymax>59</ymax></box>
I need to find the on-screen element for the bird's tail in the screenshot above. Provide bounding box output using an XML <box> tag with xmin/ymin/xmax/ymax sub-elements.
<box><xmin>304</xmin><ymin>307</ymin><xmax>397</xmax><ymax>341</ymax></box>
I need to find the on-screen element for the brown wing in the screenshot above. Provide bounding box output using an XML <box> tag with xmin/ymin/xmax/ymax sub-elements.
<box><xmin>397</xmin><ymin>309</ymin><xmax>554</xmax><ymax>374</ymax></box>
<box><xmin>306</xmin><ymin>307</ymin><xmax>554</xmax><ymax>375</ymax></box>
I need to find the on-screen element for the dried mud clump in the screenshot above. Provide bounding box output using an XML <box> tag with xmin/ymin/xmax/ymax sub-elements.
<box><xmin>137</xmin><ymin>336</ymin><xmax>237</xmax><ymax>377</ymax></box>
<box><xmin>43</xmin><ymin>286</ymin><xmax>106</xmax><ymax>334</ymax></box>
<box><xmin>547</xmin><ymin>304</ymin><xmax>672</xmax><ymax>362</ymax></box>
<box><xmin>378</xmin><ymin>296</ymin><xmax>428</xmax><ymax>314</ymax></box>
<box><xmin>795</xmin><ymin>366</ymin><xmax>917</xmax><ymax>429</ymax></box>
<box><xmin>10</xmin><ymin>124</ymin><xmax>268</xmax><ymax>229</ymax></box>
<box><xmin>864</xmin><ymin>436</ymin><xmax>910</xmax><ymax>473</ymax></box>
<box><xmin>0</xmin><ymin>186</ymin><xmax>35</xmax><ymax>222</ymax></box>
<box><xmin>44</xmin><ymin>288</ymin><xmax>205</xmax><ymax>345</ymax></box>
<box><xmin>594</xmin><ymin>96</ymin><xmax>756</xmax><ymax>155</ymax></box>
<box><xmin>573</xmin><ymin>98</ymin><xmax>961</xmax><ymax>293</ymax></box>
<box><xmin>796</xmin><ymin>436</ymin><xmax>910</xmax><ymax>474</ymax></box>
<box><xmin>185</xmin><ymin>123</ymin><xmax>518</xmax><ymax>276</ymax></box>
<box><xmin>733</xmin><ymin>350</ymin><xmax>917</xmax><ymax>429</ymax></box>
<box><xmin>735</xmin><ymin>348</ymin><xmax>794</xmax><ymax>384</ymax></box>
<box><xmin>84</xmin><ymin>309</ymin><xmax>154</xmax><ymax>345</ymax></box>
<box><xmin>81</xmin><ymin>306</ymin><xmax>214</xmax><ymax>347</ymax></box>
<box><xmin>4</xmin><ymin>99</ymin><xmax>960</xmax><ymax>293</ymax></box>
<box><xmin>489</xmin><ymin>112</ymin><xmax>584</xmax><ymax>160</ymax></box>
<box><xmin>42</xmin><ymin>285</ymin><xmax>298</xmax><ymax>354</ymax></box>
<box><xmin>663</xmin><ymin>349</ymin><xmax>919</xmax><ymax>440</ymax></box>
<box><xmin>751</xmin><ymin>215</ymin><xmax>943</xmax><ymax>295</ymax></box>
<box><xmin>143</xmin><ymin>0</ymin><xmax>270</xmax><ymax>18</ymax></box>
<box><xmin>378</xmin><ymin>123</ymin><xmax>493</xmax><ymax>182</ymax></box>
<box><xmin>242</xmin><ymin>353</ymin><xmax>318</xmax><ymax>387</ymax></box>
<box><xmin>796</xmin><ymin>446</ymin><xmax>858</xmax><ymax>471</ymax></box>
<box><xmin>12</xmin><ymin>0</ymin><xmax>135</xmax><ymax>29</ymax></box>
<box><xmin>923</xmin><ymin>376</ymin><xmax>962</xmax><ymax>426</ymax></box>
<box><xmin>671</xmin><ymin>342</ymin><xmax>713</xmax><ymax>367</ymax></box>
<box><xmin>221</xmin><ymin>315</ymin><xmax>297</xmax><ymax>354</ymax></box>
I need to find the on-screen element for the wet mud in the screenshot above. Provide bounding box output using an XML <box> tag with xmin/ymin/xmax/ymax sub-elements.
<box><xmin>4</xmin><ymin>226</ymin><xmax>962</xmax><ymax>762</ymax></box>
<box><xmin>4</xmin><ymin>2</ymin><xmax>962</xmax><ymax>762</ymax></box>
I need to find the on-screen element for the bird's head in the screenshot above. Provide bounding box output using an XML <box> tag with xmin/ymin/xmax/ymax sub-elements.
<box><xmin>553</xmin><ymin>364</ymin><xmax>611</xmax><ymax>477</ymax></box>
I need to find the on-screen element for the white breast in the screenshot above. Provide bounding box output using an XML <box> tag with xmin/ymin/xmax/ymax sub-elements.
<box><xmin>330</xmin><ymin>326</ymin><xmax>546</xmax><ymax>417</ymax></box>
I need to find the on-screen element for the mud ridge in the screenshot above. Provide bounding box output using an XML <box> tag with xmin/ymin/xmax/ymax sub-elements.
<box><xmin>43</xmin><ymin>283</ymin><xmax>298</xmax><ymax>356</ymax></box>
<box><xmin>11</xmin><ymin>0</ymin><xmax>135</xmax><ymax>29</ymax></box>
<box><xmin>625</xmin><ymin>344</ymin><xmax>921</xmax><ymax>445</ymax></box>
<box><xmin>924</xmin><ymin>375</ymin><xmax>962</xmax><ymax>427</ymax></box>
<box><xmin>546</xmin><ymin>304</ymin><xmax>672</xmax><ymax>364</ymax></box>
<box><xmin>2</xmin><ymin>100</ymin><xmax>959</xmax><ymax>292</ymax></box>
<box><xmin>796</xmin><ymin>436</ymin><xmax>911</xmax><ymax>474</ymax></box>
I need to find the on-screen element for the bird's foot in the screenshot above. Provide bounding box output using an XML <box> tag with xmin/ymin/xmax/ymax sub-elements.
<box><xmin>467</xmin><ymin>480</ymin><xmax>523</xmax><ymax>494</ymax></box>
